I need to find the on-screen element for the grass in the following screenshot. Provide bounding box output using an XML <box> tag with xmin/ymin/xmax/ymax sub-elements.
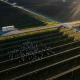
<box><xmin>19</xmin><ymin>21</ymin><xmax>58</xmax><ymax>31</ymax></box>
<box><xmin>71</xmin><ymin>23</ymin><xmax>80</xmax><ymax>30</ymax></box>
<box><xmin>0</xmin><ymin>27</ymin><xmax>59</xmax><ymax>40</ymax></box>
<box><xmin>0</xmin><ymin>26</ymin><xmax>80</xmax><ymax>41</ymax></box>
<box><xmin>1</xmin><ymin>1</ymin><xmax>80</xmax><ymax>79</ymax></box>
<box><xmin>1</xmin><ymin>26</ymin><xmax>80</xmax><ymax>80</ymax></box>
<box><xmin>15</xmin><ymin>9</ymin><xmax>58</xmax><ymax>30</ymax></box>
<box><xmin>68</xmin><ymin>32</ymin><xmax>80</xmax><ymax>41</ymax></box>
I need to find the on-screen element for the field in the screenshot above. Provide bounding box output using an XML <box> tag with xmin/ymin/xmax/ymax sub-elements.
<box><xmin>8</xmin><ymin>0</ymin><xmax>80</xmax><ymax>22</ymax></box>
<box><xmin>0</xmin><ymin>1</ymin><xmax>57</xmax><ymax>30</ymax></box>
<box><xmin>1</xmin><ymin>26</ymin><xmax>80</xmax><ymax>80</ymax></box>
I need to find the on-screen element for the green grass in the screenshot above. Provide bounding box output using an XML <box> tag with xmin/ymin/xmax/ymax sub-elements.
<box><xmin>16</xmin><ymin>10</ymin><xmax>58</xmax><ymax>30</ymax></box>
<box><xmin>0</xmin><ymin>26</ymin><xmax>80</xmax><ymax>41</ymax></box>
<box><xmin>68</xmin><ymin>32</ymin><xmax>80</xmax><ymax>41</ymax></box>
<box><xmin>0</xmin><ymin>27</ymin><xmax>59</xmax><ymax>40</ymax></box>
<box><xmin>19</xmin><ymin>21</ymin><xmax>58</xmax><ymax>31</ymax></box>
<box><xmin>71</xmin><ymin>23</ymin><xmax>80</xmax><ymax>30</ymax></box>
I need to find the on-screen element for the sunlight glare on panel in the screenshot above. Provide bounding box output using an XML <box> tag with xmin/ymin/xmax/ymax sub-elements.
<box><xmin>69</xmin><ymin>1</ymin><xmax>80</xmax><ymax>20</ymax></box>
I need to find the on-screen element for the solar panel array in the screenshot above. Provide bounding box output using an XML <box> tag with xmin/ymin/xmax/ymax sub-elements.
<box><xmin>0</xmin><ymin>26</ymin><xmax>80</xmax><ymax>80</ymax></box>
